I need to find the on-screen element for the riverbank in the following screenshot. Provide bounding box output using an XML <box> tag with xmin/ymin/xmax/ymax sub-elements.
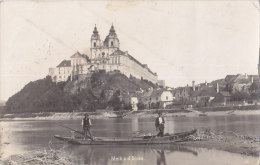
<box><xmin>1</xmin><ymin>108</ymin><xmax>260</xmax><ymax>120</ymax></box>
<box><xmin>180</xmin><ymin>129</ymin><xmax>260</xmax><ymax>157</ymax></box>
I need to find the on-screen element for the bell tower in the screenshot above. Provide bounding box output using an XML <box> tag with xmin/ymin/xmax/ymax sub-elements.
<box><xmin>104</xmin><ymin>25</ymin><xmax>120</xmax><ymax>49</ymax></box>
<box><xmin>90</xmin><ymin>25</ymin><xmax>101</xmax><ymax>59</ymax></box>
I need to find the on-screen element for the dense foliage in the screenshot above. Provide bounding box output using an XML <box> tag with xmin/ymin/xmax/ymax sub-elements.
<box><xmin>5</xmin><ymin>72</ymin><xmax>157</xmax><ymax>113</ymax></box>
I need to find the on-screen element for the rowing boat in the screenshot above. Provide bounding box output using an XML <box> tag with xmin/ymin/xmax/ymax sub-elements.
<box><xmin>54</xmin><ymin>129</ymin><xmax>197</xmax><ymax>145</ymax></box>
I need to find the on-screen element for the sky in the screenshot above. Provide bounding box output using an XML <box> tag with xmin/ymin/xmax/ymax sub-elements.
<box><xmin>0</xmin><ymin>0</ymin><xmax>259</xmax><ymax>101</ymax></box>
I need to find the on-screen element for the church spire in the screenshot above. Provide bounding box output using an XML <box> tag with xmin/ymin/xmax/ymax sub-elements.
<box><xmin>91</xmin><ymin>24</ymin><xmax>100</xmax><ymax>40</ymax></box>
<box><xmin>93</xmin><ymin>24</ymin><xmax>98</xmax><ymax>34</ymax></box>
<box><xmin>109</xmin><ymin>24</ymin><xmax>116</xmax><ymax>34</ymax></box>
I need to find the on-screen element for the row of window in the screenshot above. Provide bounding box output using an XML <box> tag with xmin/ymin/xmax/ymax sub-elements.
<box><xmin>142</xmin><ymin>96</ymin><xmax>169</xmax><ymax>102</ymax></box>
<box><xmin>93</xmin><ymin>41</ymin><xmax>114</xmax><ymax>47</ymax></box>
<box><xmin>59</xmin><ymin>71</ymin><xmax>70</xmax><ymax>74</ymax></box>
<box><xmin>72</xmin><ymin>59</ymin><xmax>85</xmax><ymax>66</ymax></box>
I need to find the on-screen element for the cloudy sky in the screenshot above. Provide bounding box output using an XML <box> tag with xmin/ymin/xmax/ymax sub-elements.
<box><xmin>0</xmin><ymin>0</ymin><xmax>259</xmax><ymax>101</ymax></box>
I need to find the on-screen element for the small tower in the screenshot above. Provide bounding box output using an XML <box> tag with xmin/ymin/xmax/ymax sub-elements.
<box><xmin>104</xmin><ymin>24</ymin><xmax>120</xmax><ymax>49</ymax></box>
<box><xmin>216</xmin><ymin>83</ymin><xmax>219</xmax><ymax>93</ymax></box>
<box><xmin>90</xmin><ymin>25</ymin><xmax>101</xmax><ymax>59</ymax></box>
<box><xmin>192</xmin><ymin>80</ymin><xmax>195</xmax><ymax>91</ymax></box>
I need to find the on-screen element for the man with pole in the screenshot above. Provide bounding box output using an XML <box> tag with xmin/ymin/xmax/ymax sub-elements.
<box><xmin>82</xmin><ymin>113</ymin><xmax>94</xmax><ymax>140</ymax></box>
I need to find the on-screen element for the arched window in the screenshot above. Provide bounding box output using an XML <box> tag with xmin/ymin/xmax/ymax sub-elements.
<box><xmin>94</xmin><ymin>42</ymin><xmax>96</xmax><ymax>47</ymax></box>
<box><xmin>111</xmin><ymin>41</ymin><xmax>113</xmax><ymax>47</ymax></box>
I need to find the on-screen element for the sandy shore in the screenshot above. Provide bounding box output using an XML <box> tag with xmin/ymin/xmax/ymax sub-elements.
<box><xmin>180</xmin><ymin>129</ymin><xmax>260</xmax><ymax>157</ymax></box>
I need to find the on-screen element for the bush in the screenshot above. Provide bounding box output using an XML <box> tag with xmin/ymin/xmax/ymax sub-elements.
<box><xmin>137</xmin><ymin>102</ymin><xmax>146</xmax><ymax>110</ymax></box>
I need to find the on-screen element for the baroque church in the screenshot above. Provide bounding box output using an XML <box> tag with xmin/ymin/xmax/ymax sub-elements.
<box><xmin>49</xmin><ymin>25</ymin><xmax>158</xmax><ymax>84</ymax></box>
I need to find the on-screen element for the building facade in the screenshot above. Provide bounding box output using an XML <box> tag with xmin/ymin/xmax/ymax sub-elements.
<box><xmin>49</xmin><ymin>25</ymin><xmax>158</xmax><ymax>83</ymax></box>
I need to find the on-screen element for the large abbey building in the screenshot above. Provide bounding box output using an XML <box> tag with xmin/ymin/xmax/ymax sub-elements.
<box><xmin>49</xmin><ymin>25</ymin><xmax>158</xmax><ymax>84</ymax></box>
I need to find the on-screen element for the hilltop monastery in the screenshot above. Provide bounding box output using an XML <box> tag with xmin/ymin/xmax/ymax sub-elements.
<box><xmin>49</xmin><ymin>25</ymin><xmax>158</xmax><ymax>84</ymax></box>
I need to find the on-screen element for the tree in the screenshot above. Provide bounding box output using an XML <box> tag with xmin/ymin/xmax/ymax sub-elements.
<box><xmin>108</xmin><ymin>90</ymin><xmax>122</xmax><ymax>111</ymax></box>
<box><xmin>231</xmin><ymin>92</ymin><xmax>250</xmax><ymax>101</ymax></box>
<box><xmin>137</xmin><ymin>102</ymin><xmax>146</xmax><ymax>110</ymax></box>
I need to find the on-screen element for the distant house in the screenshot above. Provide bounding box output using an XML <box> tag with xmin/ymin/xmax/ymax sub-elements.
<box><xmin>140</xmin><ymin>89</ymin><xmax>173</xmax><ymax>109</ymax></box>
<box><xmin>189</xmin><ymin>86</ymin><xmax>218</xmax><ymax>106</ymax></box>
<box><xmin>249</xmin><ymin>81</ymin><xmax>260</xmax><ymax>94</ymax></box>
<box><xmin>224</xmin><ymin>74</ymin><xmax>252</xmax><ymax>94</ymax></box>
<box><xmin>120</xmin><ymin>93</ymin><xmax>139</xmax><ymax>111</ymax></box>
<box><xmin>213</xmin><ymin>91</ymin><xmax>231</xmax><ymax>103</ymax></box>
<box><xmin>173</xmin><ymin>87</ymin><xmax>192</xmax><ymax>100</ymax></box>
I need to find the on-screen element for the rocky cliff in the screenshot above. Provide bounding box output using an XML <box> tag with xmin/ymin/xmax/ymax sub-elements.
<box><xmin>5</xmin><ymin>71</ymin><xmax>158</xmax><ymax>113</ymax></box>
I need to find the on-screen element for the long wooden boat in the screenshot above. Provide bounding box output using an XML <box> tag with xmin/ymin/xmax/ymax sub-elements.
<box><xmin>54</xmin><ymin>129</ymin><xmax>197</xmax><ymax>145</ymax></box>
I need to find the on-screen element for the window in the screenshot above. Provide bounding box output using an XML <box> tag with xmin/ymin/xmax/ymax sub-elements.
<box><xmin>111</xmin><ymin>41</ymin><xmax>113</xmax><ymax>46</ymax></box>
<box><xmin>166</xmin><ymin>96</ymin><xmax>168</xmax><ymax>100</ymax></box>
<box><xmin>94</xmin><ymin>42</ymin><xmax>96</xmax><ymax>47</ymax></box>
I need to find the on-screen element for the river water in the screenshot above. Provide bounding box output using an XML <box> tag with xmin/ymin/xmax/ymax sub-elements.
<box><xmin>0</xmin><ymin>113</ymin><xmax>260</xmax><ymax>165</ymax></box>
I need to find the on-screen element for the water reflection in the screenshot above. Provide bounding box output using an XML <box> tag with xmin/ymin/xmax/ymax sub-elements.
<box><xmin>1</xmin><ymin>114</ymin><xmax>260</xmax><ymax>164</ymax></box>
<box><xmin>156</xmin><ymin>150</ymin><xmax>166</xmax><ymax>165</ymax></box>
<box><xmin>62</xmin><ymin>145</ymin><xmax>198</xmax><ymax>165</ymax></box>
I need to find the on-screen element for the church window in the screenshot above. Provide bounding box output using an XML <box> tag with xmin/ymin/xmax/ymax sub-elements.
<box><xmin>166</xmin><ymin>96</ymin><xmax>168</xmax><ymax>100</ymax></box>
<box><xmin>94</xmin><ymin>42</ymin><xmax>96</xmax><ymax>47</ymax></box>
<box><xmin>112</xmin><ymin>58</ymin><xmax>114</xmax><ymax>64</ymax></box>
<box><xmin>111</xmin><ymin>41</ymin><xmax>113</xmax><ymax>47</ymax></box>
<box><xmin>115</xmin><ymin>57</ymin><xmax>117</xmax><ymax>64</ymax></box>
<box><xmin>118</xmin><ymin>57</ymin><xmax>120</xmax><ymax>64</ymax></box>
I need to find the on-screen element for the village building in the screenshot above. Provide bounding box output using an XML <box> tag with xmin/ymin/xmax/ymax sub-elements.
<box><xmin>120</xmin><ymin>93</ymin><xmax>139</xmax><ymax>111</ymax></box>
<box><xmin>224</xmin><ymin>74</ymin><xmax>253</xmax><ymax>94</ymax></box>
<box><xmin>173</xmin><ymin>86</ymin><xmax>192</xmax><ymax>101</ymax></box>
<box><xmin>49</xmin><ymin>25</ymin><xmax>158</xmax><ymax>84</ymax></box>
<box><xmin>213</xmin><ymin>91</ymin><xmax>231</xmax><ymax>105</ymax></box>
<box><xmin>49</xmin><ymin>60</ymin><xmax>72</xmax><ymax>82</ymax></box>
<box><xmin>139</xmin><ymin>89</ymin><xmax>173</xmax><ymax>109</ymax></box>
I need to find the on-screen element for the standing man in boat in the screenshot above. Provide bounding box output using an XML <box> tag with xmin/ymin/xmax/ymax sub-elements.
<box><xmin>82</xmin><ymin>113</ymin><xmax>93</xmax><ymax>140</ymax></box>
<box><xmin>155</xmin><ymin>112</ymin><xmax>165</xmax><ymax>137</ymax></box>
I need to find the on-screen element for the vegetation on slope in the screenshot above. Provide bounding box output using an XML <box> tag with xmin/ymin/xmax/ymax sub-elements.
<box><xmin>4</xmin><ymin>71</ymin><xmax>157</xmax><ymax>113</ymax></box>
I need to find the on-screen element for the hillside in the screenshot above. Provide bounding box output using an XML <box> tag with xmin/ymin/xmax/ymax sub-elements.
<box><xmin>4</xmin><ymin>71</ymin><xmax>158</xmax><ymax>113</ymax></box>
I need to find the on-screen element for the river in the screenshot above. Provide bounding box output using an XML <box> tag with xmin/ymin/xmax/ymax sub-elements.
<box><xmin>0</xmin><ymin>113</ymin><xmax>259</xmax><ymax>164</ymax></box>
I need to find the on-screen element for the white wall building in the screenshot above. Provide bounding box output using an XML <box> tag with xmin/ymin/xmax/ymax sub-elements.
<box><xmin>49</xmin><ymin>25</ymin><xmax>158</xmax><ymax>84</ymax></box>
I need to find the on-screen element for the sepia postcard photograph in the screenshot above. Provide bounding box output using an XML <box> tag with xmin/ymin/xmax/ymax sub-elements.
<box><xmin>0</xmin><ymin>0</ymin><xmax>259</xmax><ymax>164</ymax></box>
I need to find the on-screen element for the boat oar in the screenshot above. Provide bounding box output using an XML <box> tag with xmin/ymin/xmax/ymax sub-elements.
<box><xmin>61</xmin><ymin>125</ymin><xmax>94</xmax><ymax>141</ymax></box>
